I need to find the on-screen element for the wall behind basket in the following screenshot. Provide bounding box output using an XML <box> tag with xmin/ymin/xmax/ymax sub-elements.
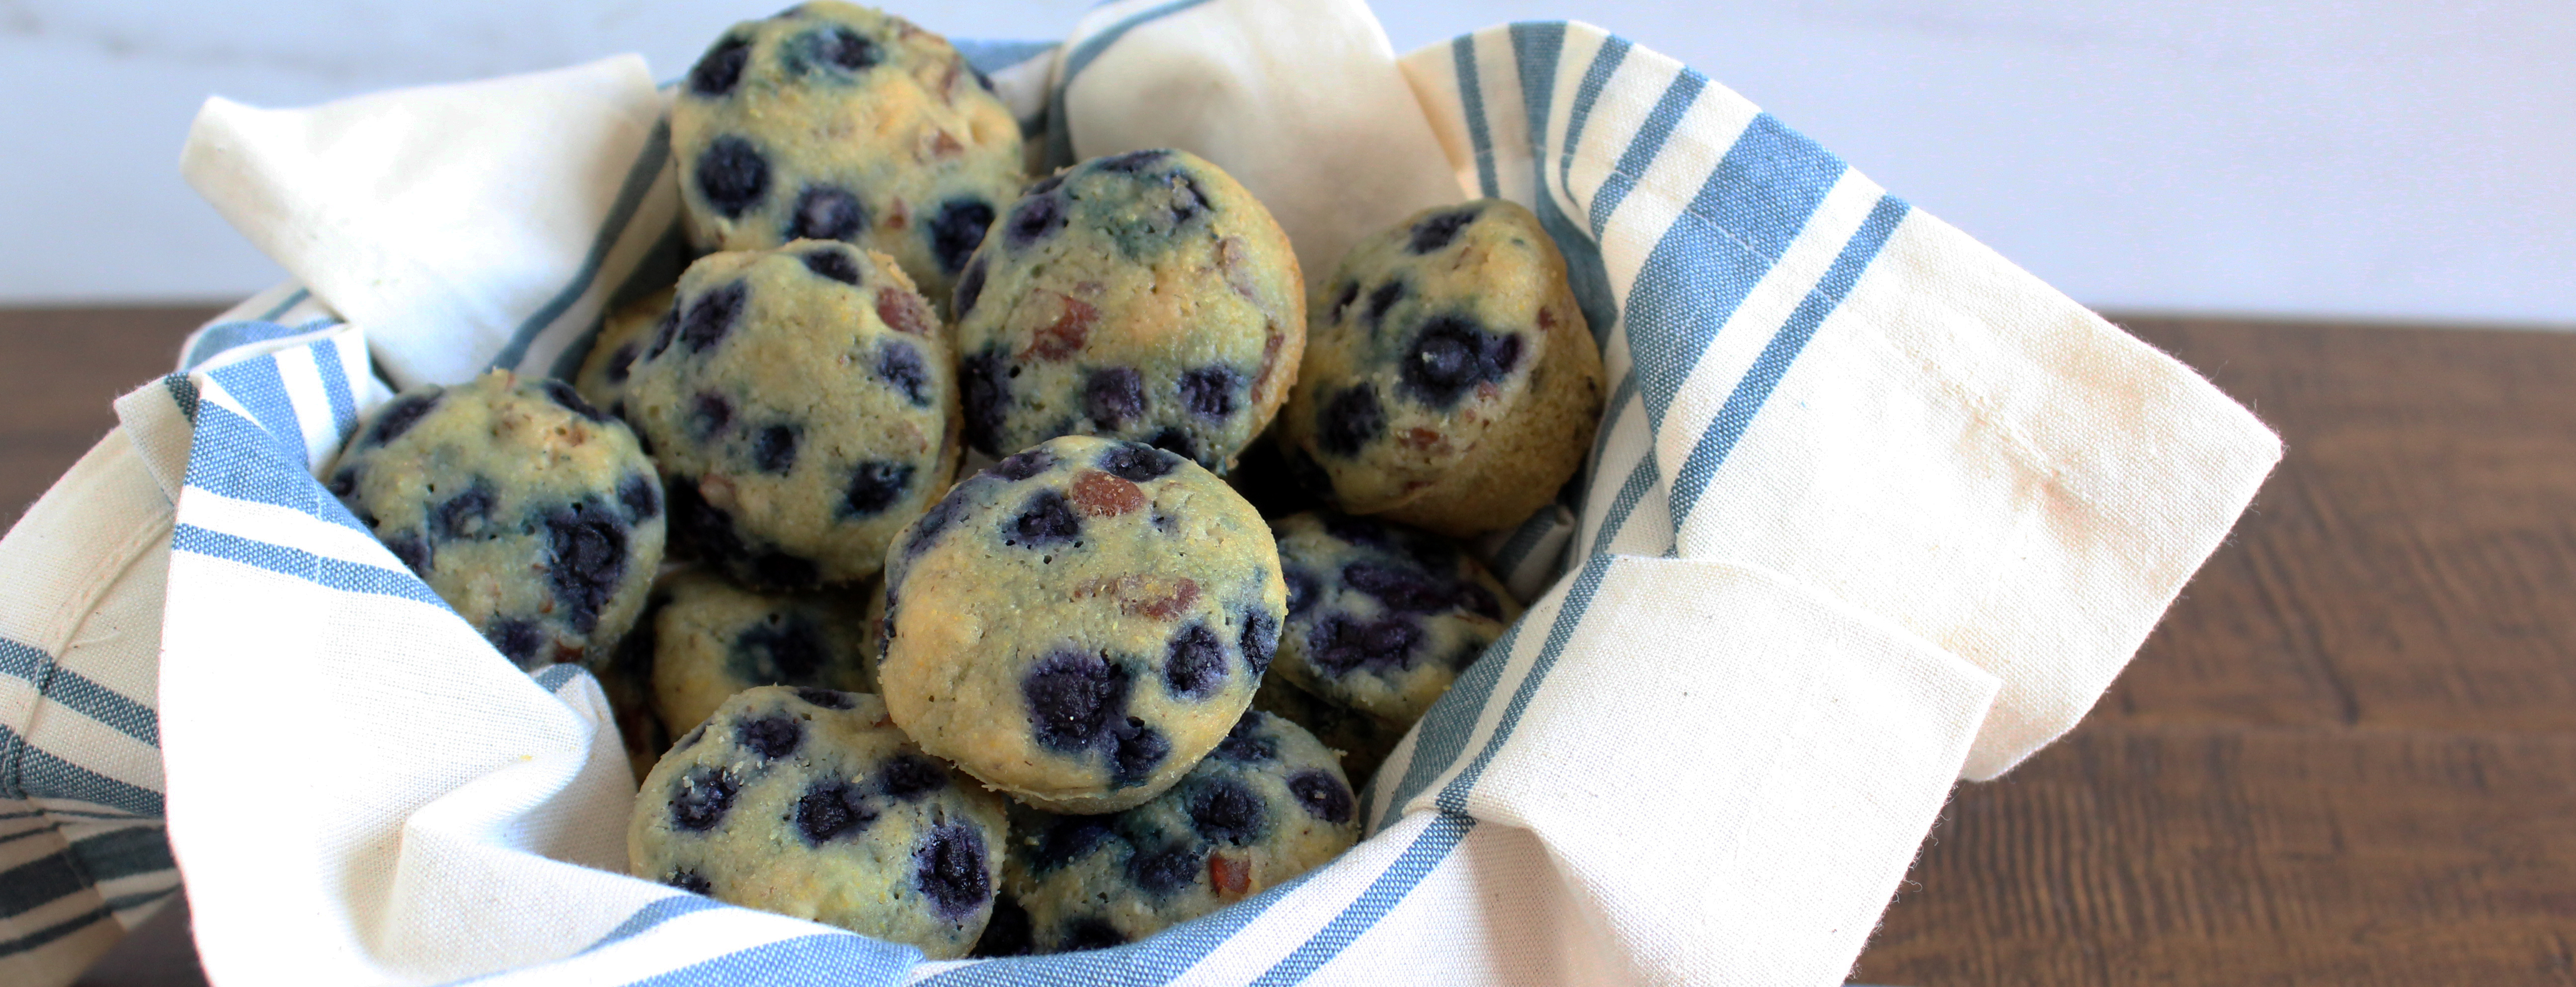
<box><xmin>0</xmin><ymin>0</ymin><xmax>2569</xmax><ymax>329</ymax></box>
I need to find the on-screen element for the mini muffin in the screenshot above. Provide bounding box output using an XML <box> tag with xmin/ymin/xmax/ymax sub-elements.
<box><xmin>1270</xmin><ymin>512</ymin><xmax>1521</xmax><ymax>727</ymax></box>
<box><xmin>574</xmin><ymin>286</ymin><xmax>677</xmax><ymax>421</ymax></box>
<box><xmin>1281</xmin><ymin>199</ymin><xmax>1605</xmax><ymax>536</ymax></box>
<box><xmin>671</xmin><ymin>0</ymin><xmax>1022</xmax><ymax>308</ymax></box>
<box><xmin>648</xmin><ymin>569</ymin><xmax>878</xmax><ymax>737</ymax></box>
<box><xmin>879</xmin><ymin>436</ymin><xmax>1285</xmax><ymax>814</ymax></box>
<box><xmin>630</xmin><ymin>686</ymin><xmax>1007</xmax><ymax>957</ymax></box>
<box><xmin>601</xmin><ymin>576</ymin><xmax>676</xmax><ymax>783</ymax></box>
<box><xmin>1249</xmin><ymin>673</ymin><xmax>1404</xmax><ymax>790</ymax></box>
<box><xmin>325</xmin><ymin>370</ymin><xmax>665</xmax><ymax>668</ymax></box>
<box><xmin>999</xmin><ymin>711</ymin><xmax>1359</xmax><ymax>953</ymax></box>
<box><xmin>623</xmin><ymin>240</ymin><xmax>959</xmax><ymax>589</ymax></box>
<box><xmin>951</xmin><ymin>150</ymin><xmax>1304</xmax><ymax>472</ymax></box>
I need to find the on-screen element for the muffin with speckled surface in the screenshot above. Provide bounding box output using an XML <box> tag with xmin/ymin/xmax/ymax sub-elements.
<box><xmin>1268</xmin><ymin>511</ymin><xmax>1520</xmax><ymax>728</ymax></box>
<box><xmin>951</xmin><ymin>149</ymin><xmax>1304</xmax><ymax>473</ymax></box>
<box><xmin>647</xmin><ymin>568</ymin><xmax>879</xmax><ymax>737</ymax></box>
<box><xmin>671</xmin><ymin>0</ymin><xmax>1022</xmax><ymax>309</ymax></box>
<box><xmin>574</xmin><ymin>286</ymin><xmax>676</xmax><ymax>421</ymax></box>
<box><xmin>630</xmin><ymin>686</ymin><xmax>1007</xmax><ymax>958</ymax></box>
<box><xmin>1281</xmin><ymin>199</ymin><xmax>1604</xmax><ymax>536</ymax></box>
<box><xmin>997</xmin><ymin>710</ymin><xmax>1358</xmax><ymax>953</ymax></box>
<box><xmin>878</xmin><ymin>435</ymin><xmax>1285</xmax><ymax>814</ymax></box>
<box><xmin>325</xmin><ymin>369</ymin><xmax>665</xmax><ymax>669</ymax></box>
<box><xmin>622</xmin><ymin>240</ymin><xmax>959</xmax><ymax>589</ymax></box>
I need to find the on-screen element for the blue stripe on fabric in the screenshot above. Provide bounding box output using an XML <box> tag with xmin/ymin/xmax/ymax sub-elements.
<box><xmin>491</xmin><ymin>118</ymin><xmax>675</xmax><ymax>373</ymax></box>
<box><xmin>1558</xmin><ymin>35</ymin><xmax>1631</xmax><ymax>196</ymax></box>
<box><xmin>432</xmin><ymin>895</ymin><xmax>729</xmax><ymax>987</ymax></box>
<box><xmin>259</xmin><ymin>287</ymin><xmax>311</xmax><ymax>322</ymax></box>
<box><xmin>618</xmin><ymin>932</ymin><xmax>915</xmax><ymax>987</ymax></box>
<box><xmin>952</xmin><ymin>39</ymin><xmax>1056</xmax><ymax>76</ymax></box>
<box><xmin>205</xmin><ymin>357</ymin><xmax>311</xmax><ymax>471</ymax></box>
<box><xmin>1452</xmin><ymin>35</ymin><xmax>1499</xmax><ymax>197</ymax></box>
<box><xmin>316</xmin><ymin>336</ymin><xmax>359</xmax><ymax>441</ymax></box>
<box><xmin>1488</xmin><ymin>509</ymin><xmax>1556</xmax><ymax>578</ymax></box>
<box><xmin>1247</xmin><ymin>812</ymin><xmax>1476</xmax><ymax>986</ymax></box>
<box><xmin>917</xmin><ymin>870</ymin><xmax>1315</xmax><ymax>986</ymax></box>
<box><xmin>1434</xmin><ymin>554</ymin><xmax>1617</xmax><ymax>816</ymax></box>
<box><xmin>0</xmin><ymin>905</ymin><xmax>110</xmax><ymax>959</ymax></box>
<box><xmin>0</xmin><ymin>823</ymin><xmax>57</xmax><ymax>846</ymax></box>
<box><xmin>0</xmin><ymin>725</ymin><xmax>163</xmax><ymax>819</ymax></box>
<box><xmin>1588</xmin><ymin>457</ymin><xmax>1663</xmax><ymax>557</ymax></box>
<box><xmin>532</xmin><ymin>663</ymin><xmax>586</xmax><ymax>693</ymax></box>
<box><xmin>171</xmin><ymin>524</ymin><xmax>444</xmax><ymax>608</ymax></box>
<box><xmin>0</xmin><ymin>639</ymin><xmax>159</xmax><ymax>748</ymax></box>
<box><xmin>1512</xmin><ymin>22</ymin><xmax>1620</xmax><ymax>350</ymax></box>
<box><xmin>180</xmin><ymin>404</ymin><xmax>367</xmax><ymax>534</ymax></box>
<box><xmin>581</xmin><ymin>895</ymin><xmax>724</xmax><ymax>955</ymax></box>
<box><xmin>1376</xmin><ymin>621</ymin><xmax>1522</xmax><ymax>828</ymax></box>
<box><xmin>1625</xmin><ymin>113</ymin><xmax>1847</xmax><ymax>429</ymax></box>
<box><xmin>183</xmin><ymin>321</ymin><xmax>307</xmax><ymax>371</ymax></box>
<box><xmin>1667</xmin><ymin>195</ymin><xmax>1910</xmax><ymax>526</ymax></box>
<box><xmin>102</xmin><ymin>885</ymin><xmax>178</xmax><ymax>914</ymax></box>
<box><xmin>549</xmin><ymin>220</ymin><xmax>692</xmax><ymax>382</ymax></box>
<box><xmin>1588</xmin><ymin>71</ymin><xmax>1702</xmax><ymax>236</ymax></box>
<box><xmin>1044</xmin><ymin>0</ymin><xmax>1220</xmax><ymax>168</ymax></box>
<box><xmin>162</xmin><ymin>374</ymin><xmax>198</xmax><ymax>421</ymax></box>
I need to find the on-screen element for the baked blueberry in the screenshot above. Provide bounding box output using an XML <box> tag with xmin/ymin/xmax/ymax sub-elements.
<box><xmin>672</xmin><ymin>0</ymin><xmax>1025</xmax><ymax>312</ymax></box>
<box><xmin>880</xmin><ymin>436</ymin><xmax>1286</xmax><ymax>814</ymax></box>
<box><xmin>949</xmin><ymin>150</ymin><xmax>1304</xmax><ymax>472</ymax></box>
<box><xmin>325</xmin><ymin>371</ymin><xmax>664</xmax><ymax>669</ymax></box>
<box><xmin>999</xmin><ymin>711</ymin><xmax>1357</xmax><ymax>952</ymax></box>
<box><xmin>1266</xmin><ymin>511</ymin><xmax>1521</xmax><ymax>727</ymax></box>
<box><xmin>1282</xmin><ymin>199</ymin><xmax>1605</xmax><ymax>536</ymax></box>
<box><xmin>623</xmin><ymin>241</ymin><xmax>958</xmax><ymax>587</ymax></box>
<box><xmin>630</xmin><ymin>686</ymin><xmax>1008</xmax><ymax>958</ymax></box>
<box><xmin>644</xmin><ymin>569</ymin><xmax>876</xmax><ymax>738</ymax></box>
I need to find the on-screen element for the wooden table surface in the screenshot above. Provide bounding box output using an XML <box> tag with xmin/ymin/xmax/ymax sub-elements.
<box><xmin>7</xmin><ymin>308</ymin><xmax>2571</xmax><ymax>985</ymax></box>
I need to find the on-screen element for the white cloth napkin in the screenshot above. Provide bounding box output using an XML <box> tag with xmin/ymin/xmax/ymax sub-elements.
<box><xmin>0</xmin><ymin>1</ymin><xmax>2277</xmax><ymax>985</ymax></box>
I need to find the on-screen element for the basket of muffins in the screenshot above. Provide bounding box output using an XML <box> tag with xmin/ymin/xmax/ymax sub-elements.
<box><xmin>317</xmin><ymin>1</ymin><xmax>1602</xmax><ymax>958</ymax></box>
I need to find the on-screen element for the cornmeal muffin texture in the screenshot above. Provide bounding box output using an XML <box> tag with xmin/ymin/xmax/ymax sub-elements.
<box><xmin>1249</xmin><ymin>673</ymin><xmax>1404</xmax><ymax>790</ymax></box>
<box><xmin>648</xmin><ymin>569</ymin><xmax>878</xmax><ymax>737</ymax></box>
<box><xmin>623</xmin><ymin>240</ymin><xmax>959</xmax><ymax>589</ymax></box>
<box><xmin>1282</xmin><ymin>199</ymin><xmax>1605</xmax><ymax>536</ymax></box>
<box><xmin>630</xmin><ymin>686</ymin><xmax>1008</xmax><ymax>958</ymax></box>
<box><xmin>574</xmin><ymin>286</ymin><xmax>677</xmax><ymax>422</ymax></box>
<box><xmin>672</xmin><ymin>0</ymin><xmax>1023</xmax><ymax>310</ymax></box>
<box><xmin>879</xmin><ymin>436</ymin><xmax>1285</xmax><ymax>814</ymax></box>
<box><xmin>952</xmin><ymin>149</ymin><xmax>1304</xmax><ymax>472</ymax></box>
<box><xmin>1269</xmin><ymin>511</ymin><xmax>1521</xmax><ymax>727</ymax></box>
<box><xmin>993</xmin><ymin>711</ymin><xmax>1358</xmax><ymax>954</ymax></box>
<box><xmin>326</xmin><ymin>369</ymin><xmax>665</xmax><ymax>669</ymax></box>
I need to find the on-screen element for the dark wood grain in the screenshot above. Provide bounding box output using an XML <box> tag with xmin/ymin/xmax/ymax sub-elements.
<box><xmin>0</xmin><ymin>307</ymin><xmax>220</xmax><ymax>526</ymax></box>
<box><xmin>1857</xmin><ymin>317</ymin><xmax>2576</xmax><ymax>986</ymax></box>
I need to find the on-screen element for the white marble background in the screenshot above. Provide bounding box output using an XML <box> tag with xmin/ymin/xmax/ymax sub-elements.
<box><xmin>2</xmin><ymin>0</ymin><xmax>2570</xmax><ymax>326</ymax></box>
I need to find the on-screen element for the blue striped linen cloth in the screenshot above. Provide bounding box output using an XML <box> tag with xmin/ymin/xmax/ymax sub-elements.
<box><xmin>2</xmin><ymin>0</ymin><xmax>2281</xmax><ymax>984</ymax></box>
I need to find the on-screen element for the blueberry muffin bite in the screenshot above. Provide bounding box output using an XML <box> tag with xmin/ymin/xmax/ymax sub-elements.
<box><xmin>951</xmin><ymin>150</ymin><xmax>1303</xmax><ymax>472</ymax></box>
<box><xmin>1250</xmin><ymin>673</ymin><xmax>1403</xmax><ymax>790</ymax></box>
<box><xmin>648</xmin><ymin>569</ymin><xmax>878</xmax><ymax>737</ymax></box>
<box><xmin>630</xmin><ymin>686</ymin><xmax>1007</xmax><ymax>957</ymax></box>
<box><xmin>574</xmin><ymin>286</ymin><xmax>676</xmax><ymax>422</ymax></box>
<box><xmin>623</xmin><ymin>240</ymin><xmax>959</xmax><ymax>589</ymax></box>
<box><xmin>672</xmin><ymin>0</ymin><xmax>1022</xmax><ymax>310</ymax></box>
<box><xmin>1281</xmin><ymin>199</ymin><xmax>1605</xmax><ymax>536</ymax></box>
<box><xmin>1000</xmin><ymin>711</ymin><xmax>1359</xmax><ymax>952</ymax></box>
<box><xmin>1270</xmin><ymin>512</ymin><xmax>1521</xmax><ymax>727</ymax></box>
<box><xmin>602</xmin><ymin>578</ymin><xmax>676</xmax><ymax>782</ymax></box>
<box><xmin>326</xmin><ymin>369</ymin><xmax>666</xmax><ymax>669</ymax></box>
<box><xmin>879</xmin><ymin>435</ymin><xmax>1286</xmax><ymax>814</ymax></box>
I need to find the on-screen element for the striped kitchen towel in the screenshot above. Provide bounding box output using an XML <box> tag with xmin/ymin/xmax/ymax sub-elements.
<box><xmin>4</xmin><ymin>0</ymin><xmax>2278</xmax><ymax>984</ymax></box>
